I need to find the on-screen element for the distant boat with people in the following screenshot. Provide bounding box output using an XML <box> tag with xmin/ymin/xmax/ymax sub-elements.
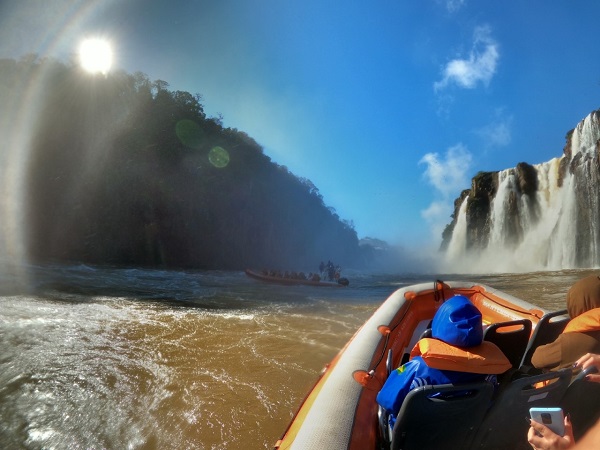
<box><xmin>244</xmin><ymin>269</ymin><xmax>349</xmax><ymax>287</ymax></box>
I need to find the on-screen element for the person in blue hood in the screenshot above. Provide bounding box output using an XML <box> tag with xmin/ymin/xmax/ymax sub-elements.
<box><xmin>376</xmin><ymin>295</ymin><xmax>495</xmax><ymax>427</ymax></box>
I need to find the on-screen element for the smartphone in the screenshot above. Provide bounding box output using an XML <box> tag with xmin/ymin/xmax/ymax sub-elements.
<box><xmin>529</xmin><ymin>407</ymin><xmax>565</xmax><ymax>436</ymax></box>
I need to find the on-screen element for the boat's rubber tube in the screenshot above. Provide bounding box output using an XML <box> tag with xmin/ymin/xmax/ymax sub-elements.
<box><xmin>289</xmin><ymin>283</ymin><xmax>434</xmax><ymax>449</ymax></box>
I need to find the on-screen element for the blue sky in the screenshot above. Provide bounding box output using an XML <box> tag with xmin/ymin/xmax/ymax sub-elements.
<box><xmin>2</xmin><ymin>0</ymin><xmax>600</xmax><ymax>249</ymax></box>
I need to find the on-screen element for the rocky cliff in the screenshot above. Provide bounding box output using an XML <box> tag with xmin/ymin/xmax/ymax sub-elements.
<box><xmin>441</xmin><ymin>109</ymin><xmax>600</xmax><ymax>272</ymax></box>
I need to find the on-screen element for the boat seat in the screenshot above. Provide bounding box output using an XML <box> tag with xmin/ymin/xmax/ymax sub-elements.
<box><xmin>386</xmin><ymin>349</ymin><xmax>394</xmax><ymax>376</ymax></box>
<box><xmin>419</xmin><ymin>327</ymin><xmax>433</xmax><ymax>340</ymax></box>
<box><xmin>472</xmin><ymin>368</ymin><xmax>572</xmax><ymax>450</ymax></box>
<box><xmin>390</xmin><ymin>381</ymin><xmax>494</xmax><ymax>450</ymax></box>
<box><xmin>560</xmin><ymin>366</ymin><xmax>600</xmax><ymax>440</ymax></box>
<box><xmin>519</xmin><ymin>309</ymin><xmax>569</xmax><ymax>370</ymax></box>
<box><xmin>483</xmin><ymin>319</ymin><xmax>532</xmax><ymax>368</ymax></box>
<box><xmin>400</xmin><ymin>320</ymin><xmax>433</xmax><ymax>366</ymax></box>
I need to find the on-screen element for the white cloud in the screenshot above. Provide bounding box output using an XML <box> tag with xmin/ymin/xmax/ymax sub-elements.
<box><xmin>421</xmin><ymin>201</ymin><xmax>448</xmax><ymax>222</ymax></box>
<box><xmin>434</xmin><ymin>25</ymin><xmax>499</xmax><ymax>91</ymax></box>
<box><xmin>419</xmin><ymin>143</ymin><xmax>473</xmax><ymax>198</ymax></box>
<box><xmin>421</xmin><ymin>200</ymin><xmax>452</xmax><ymax>240</ymax></box>
<box><xmin>419</xmin><ymin>143</ymin><xmax>473</xmax><ymax>245</ymax></box>
<box><xmin>443</xmin><ymin>0</ymin><xmax>467</xmax><ymax>12</ymax></box>
<box><xmin>476</xmin><ymin>112</ymin><xmax>513</xmax><ymax>148</ymax></box>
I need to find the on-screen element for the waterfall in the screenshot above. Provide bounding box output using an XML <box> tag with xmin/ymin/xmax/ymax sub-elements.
<box><xmin>442</xmin><ymin>110</ymin><xmax>600</xmax><ymax>273</ymax></box>
<box><xmin>445</xmin><ymin>196</ymin><xmax>468</xmax><ymax>259</ymax></box>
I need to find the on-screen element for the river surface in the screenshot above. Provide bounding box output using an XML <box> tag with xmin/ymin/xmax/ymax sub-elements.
<box><xmin>0</xmin><ymin>264</ymin><xmax>597</xmax><ymax>449</ymax></box>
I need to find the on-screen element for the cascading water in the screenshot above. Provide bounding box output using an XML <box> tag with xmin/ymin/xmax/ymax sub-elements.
<box><xmin>442</xmin><ymin>110</ymin><xmax>600</xmax><ymax>273</ymax></box>
<box><xmin>445</xmin><ymin>195</ymin><xmax>469</xmax><ymax>261</ymax></box>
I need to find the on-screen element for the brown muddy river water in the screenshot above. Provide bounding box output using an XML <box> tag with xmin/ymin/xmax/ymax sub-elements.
<box><xmin>0</xmin><ymin>264</ymin><xmax>596</xmax><ymax>449</ymax></box>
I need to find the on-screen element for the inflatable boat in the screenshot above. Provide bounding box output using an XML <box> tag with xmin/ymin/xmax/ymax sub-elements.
<box><xmin>245</xmin><ymin>269</ymin><xmax>348</xmax><ymax>287</ymax></box>
<box><xmin>273</xmin><ymin>280</ymin><xmax>600</xmax><ymax>450</ymax></box>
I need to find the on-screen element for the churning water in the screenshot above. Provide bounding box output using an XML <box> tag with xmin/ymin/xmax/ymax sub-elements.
<box><xmin>0</xmin><ymin>263</ymin><xmax>595</xmax><ymax>449</ymax></box>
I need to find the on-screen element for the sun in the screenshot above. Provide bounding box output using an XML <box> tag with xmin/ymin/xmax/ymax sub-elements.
<box><xmin>78</xmin><ymin>38</ymin><xmax>113</xmax><ymax>74</ymax></box>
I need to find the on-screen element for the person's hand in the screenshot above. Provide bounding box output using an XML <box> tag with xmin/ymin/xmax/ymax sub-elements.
<box><xmin>528</xmin><ymin>416</ymin><xmax>574</xmax><ymax>450</ymax></box>
<box><xmin>574</xmin><ymin>353</ymin><xmax>600</xmax><ymax>383</ymax></box>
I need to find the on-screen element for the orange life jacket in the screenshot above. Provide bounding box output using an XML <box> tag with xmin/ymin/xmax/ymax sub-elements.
<box><xmin>564</xmin><ymin>307</ymin><xmax>600</xmax><ymax>334</ymax></box>
<box><xmin>410</xmin><ymin>337</ymin><xmax>512</xmax><ymax>374</ymax></box>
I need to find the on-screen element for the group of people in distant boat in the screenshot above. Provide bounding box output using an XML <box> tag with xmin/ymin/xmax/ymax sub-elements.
<box><xmin>319</xmin><ymin>260</ymin><xmax>341</xmax><ymax>282</ymax></box>
<box><xmin>261</xmin><ymin>269</ymin><xmax>322</xmax><ymax>282</ymax></box>
<box><xmin>259</xmin><ymin>260</ymin><xmax>344</xmax><ymax>284</ymax></box>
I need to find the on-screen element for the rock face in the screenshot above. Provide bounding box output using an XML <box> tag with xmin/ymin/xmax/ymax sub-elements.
<box><xmin>442</xmin><ymin>109</ymin><xmax>600</xmax><ymax>273</ymax></box>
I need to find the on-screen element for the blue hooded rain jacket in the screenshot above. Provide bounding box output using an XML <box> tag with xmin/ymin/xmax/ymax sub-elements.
<box><xmin>376</xmin><ymin>295</ymin><xmax>489</xmax><ymax>421</ymax></box>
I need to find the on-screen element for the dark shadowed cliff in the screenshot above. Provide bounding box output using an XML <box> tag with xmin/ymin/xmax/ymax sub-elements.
<box><xmin>0</xmin><ymin>56</ymin><xmax>371</xmax><ymax>270</ymax></box>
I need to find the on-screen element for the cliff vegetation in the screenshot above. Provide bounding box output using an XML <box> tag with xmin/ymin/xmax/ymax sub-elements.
<box><xmin>1</xmin><ymin>56</ymin><xmax>369</xmax><ymax>270</ymax></box>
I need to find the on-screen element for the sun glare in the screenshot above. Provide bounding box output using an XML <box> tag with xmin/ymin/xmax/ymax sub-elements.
<box><xmin>78</xmin><ymin>38</ymin><xmax>113</xmax><ymax>74</ymax></box>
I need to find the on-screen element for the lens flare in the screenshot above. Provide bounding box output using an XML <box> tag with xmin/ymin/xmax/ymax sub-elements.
<box><xmin>175</xmin><ymin>120</ymin><xmax>204</xmax><ymax>149</ymax></box>
<box><xmin>208</xmin><ymin>147</ymin><xmax>230</xmax><ymax>168</ymax></box>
